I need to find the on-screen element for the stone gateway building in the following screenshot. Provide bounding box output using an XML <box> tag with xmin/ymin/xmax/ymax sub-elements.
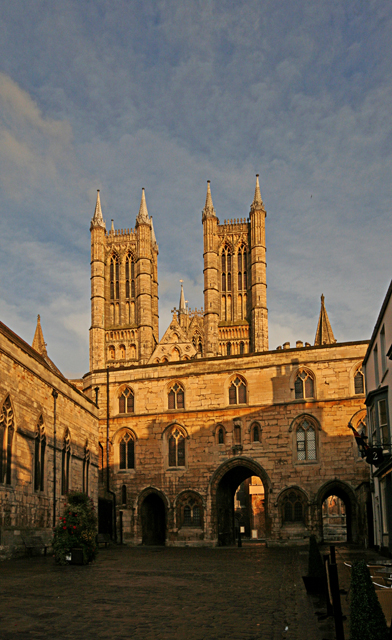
<box><xmin>83</xmin><ymin>177</ymin><xmax>371</xmax><ymax>547</ymax></box>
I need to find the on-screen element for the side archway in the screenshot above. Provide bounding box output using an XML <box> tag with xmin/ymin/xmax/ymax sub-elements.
<box><xmin>137</xmin><ymin>487</ymin><xmax>169</xmax><ymax>546</ymax></box>
<box><xmin>316</xmin><ymin>480</ymin><xmax>357</xmax><ymax>542</ymax></box>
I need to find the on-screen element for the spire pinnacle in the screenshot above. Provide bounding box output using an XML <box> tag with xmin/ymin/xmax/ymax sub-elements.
<box><xmin>314</xmin><ymin>294</ymin><xmax>336</xmax><ymax>346</ymax></box>
<box><xmin>250</xmin><ymin>174</ymin><xmax>265</xmax><ymax>213</ymax></box>
<box><xmin>90</xmin><ymin>190</ymin><xmax>106</xmax><ymax>230</ymax></box>
<box><xmin>110</xmin><ymin>219</ymin><xmax>114</xmax><ymax>233</ymax></box>
<box><xmin>136</xmin><ymin>187</ymin><xmax>150</xmax><ymax>225</ymax></box>
<box><xmin>150</xmin><ymin>216</ymin><xmax>159</xmax><ymax>252</ymax></box>
<box><xmin>202</xmin><ymin>180</ymin><xmax>216</xmax><ymax>221</ymax></box>
<box><xmin>32</xmin><ymin>315</ymin><xmax>47</xmax><ymax>357</ymax></box>
<box><xmin>179</xmin><ymin>280</ymin><xmax>186</xmax><ymax>314</ymax></box>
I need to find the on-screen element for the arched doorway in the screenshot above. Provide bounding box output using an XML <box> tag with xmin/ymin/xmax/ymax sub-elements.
<box><xmin>140</xmin><ymin>492</ymin><xmax>166</xmax><ymax>545</ymax></box>
<box><xmin>317</xmin><ymin>481</ymin><xmax>356</xmax><ymax>543</ymax></box>
<box><xmin>210</xmin><ymin>458</ymin><xmax>271</xmax><ymax>546</ymax></box>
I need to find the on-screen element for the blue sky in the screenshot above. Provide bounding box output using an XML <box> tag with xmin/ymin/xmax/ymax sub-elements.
<box><xmin>0</xmin><ymin>0</ymin><xmax>391</xmax><ymax>376</ymax></box>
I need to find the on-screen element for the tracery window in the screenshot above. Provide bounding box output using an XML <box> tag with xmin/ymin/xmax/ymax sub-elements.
<box><xmin>0</xmin><ymin>396</ymin><xmax>14</xmax><ymax>485</ymax></box>
<box><xmin>168</xmin><ymin>383</ymin><xmax>184</xmax><ymax>410</ymax></box>
<box><xmin>34</xmin><ymin>416</ymin><xmax>46</xmax><ymax>492</ymax></box>
<box><xmin>119</xmin><ymin>432</ymin><xmax>135</xmax><ymax>470</ymax></box>
<box><xmin>61</xmin><ymin>430</ymin><xmax>71</xmax><ymax>495</ymax></box>
<box><xmin>237</xmin><ymin>246</ymin><xmax>247</xmax><ymax>291</ymax></box>
<box><xmin>294</xmin><ymin>370</ymin><xmax>314</xmax><ymax>399</ymax></box>
<box><xmin>168</xmin><ymin>427</ymin><xmax>185</xmax><ymax>467</ymax></box>
<box><xmin>229</xmin><ymin>377</ymin><xmax>247</xmax><ymax>405</ymax></box>
<box><xmin>282</xmin><ymin>490</ymin><xmax>305</xmax><ymax>523</ymax></box>
<box><xmin>110</xmin><ymin>254</ymin><xmax>119</xmax><ymax>300</ymax></box>
<box><xmin>181</xmin><ymin>499</ymin><xmax>202</xmax><ymax>527</ymax></box>
<box><xmin>83</xmin><ymin>443</ymin><xmax>90</xmax><ymax>494</ymax></box>
<box><xmin>221</xmin><ymin>246</ymin><xmax>232</xmax><ymax>292</ymax></box>
<box><xmin>296</xmin><ymin>418</ymin><xmax>316</xmax><ymax>461</ymax></box>
<box><xmin>354</xmin><ymin>367</ymin><xmax>365</xmax><ymax>395</ymax></box>
<box><xmin>119</xmin><ymin>387</ymin><xmax>134</xmax><ymax>414</ymax></box>
<box><xmin>125</xmin><ymin>253</ymin><xmax>135</xmax><ymax>299</ymax></box>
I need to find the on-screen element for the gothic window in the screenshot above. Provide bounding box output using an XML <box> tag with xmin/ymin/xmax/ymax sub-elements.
<box><xmin>119</xmin><ymin>388</ymin><xmax>134</xmax><ymax>414</ymax></box>
<box><xmin>83</xmin><ymin>443</ymin><xmax>90</xmax><ymax>494</ymax></box>
<box><xmin>61</xmin><ymin>430</ymin><xmax>71</xmax><ymax>495</ymax></box>
<box><xmin>217</xmin><ymin>426</ymin><xmax>225</xmax><ymax>444</ymax></box>
<box><xmin>229</xmin><ymin>377</ymin><xmax>247</xmax><ymax>405</ymax></box>
<box><xmin>109</xmin><ymin>345</ymin><xmax>115</xmax><ymax>359</ymax></box>
<box><xmin>240</xmin><ymin>341</ymin><xmax>245</xmax><ymax>355</ymax></box>
<box><xmin>119</xmin><ymin>432</ymin><xmax>135</xmax><ymax>470</ymax></box>
<box><xmin>282</xmin><ymin>490</ymin><xmax>305</xmax><ymax>523</ymax></box>
<box><xmin>168</xmin><ymin>427</ymin><xmax>185</xmax><ymax>467</ymax></box>
<box><xmin>34</xmin><ymin>416</ymin><xmax>46</xmax><ymax>492</ymax></box>
<box><xmin>221</xmin><ymin>246</ymin><xmax>232</xmax><ymax>292</ymax></box>
<box><xmin>227</xmin><ymin>342</ymin><xmax>231</xmax><ymax>356</ymax></box>
<box><xmin>252</xmin><ymin>423</ymin><xmax>261</xmax><ymax>442</ymax></box>
<box><xmin>178</xmin><ymin>493</ymin><xmax>203</xmax><ymax>528</ymax></box>
<box><xmin>237</xmin><ymin>246</ymin><xmax>247</xmax><ymax>291</ymax></box>
<box><xmin>354</xmin><ymin>367</ymin><xmax>365</xmax><ymax>394</ymax></box>
<box><xmin>296</xmin><ymin>418</ymin><xmax>316</xmax><ymax>461</ymax></box>
<box><xmin>121</xmin><ymin>484</ymin><xmax>127</xmax><ymax>505</ymax></box>
<box><xmin>125</xmin><ymin>254</ymin><xmax>135</xmax><ymax>300</ymax></box>
<box><xmin>0</xmin><ymin>396</ymin><xmax>14</xmax><ymax>485</ymax></box>
<box><xmin>120</xmin><ymin>344</ymin><xmax>126</xmax><ymax>359</ymax></box>
<box><xmin>294</xmin><ymin>370</ymin><xmax>314</xmax><ymax>399</ymax></box>
<box><xmin>110</xmin><ymin>254</ymin><xmax>119</xmax><ymax>300</ymax></box>
<box><xmin>168</xmin><ymin>383</ymin><xmax>184</xmax><ymax>410</ymax></box>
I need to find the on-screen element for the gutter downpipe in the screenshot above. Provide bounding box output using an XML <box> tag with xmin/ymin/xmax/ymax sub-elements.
<box><xmin>52</xmin><ymin>389</ymin><xmax>58</xmax><ymax>528</ymax></box>
<box><xmin>106</xmin><ymin>367</ymin><xmax>117</xmax><ymax>541</ymax></box>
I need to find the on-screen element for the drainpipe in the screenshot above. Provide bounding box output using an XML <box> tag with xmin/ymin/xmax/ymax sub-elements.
<box><xmin>52</xmin><ymin>389</ymin><xmax>58</xmax><ymax>528</ymax></box>
<box><xmin>106</xmin><ymin>367</ymin><xmax>117</xmax><ymax>541</ymax></box>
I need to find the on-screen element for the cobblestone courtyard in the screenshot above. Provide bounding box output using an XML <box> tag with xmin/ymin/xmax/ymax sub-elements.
<box><xmin>0</xmin><ymin>543</ymin><xmax>338</xmax><ymax>640</ymax></box>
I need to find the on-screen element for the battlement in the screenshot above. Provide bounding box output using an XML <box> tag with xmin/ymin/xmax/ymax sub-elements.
<box><xmin>106</xmin><ymin>228</ymin><xmax>136</xmax><ymax>238</ymax></box>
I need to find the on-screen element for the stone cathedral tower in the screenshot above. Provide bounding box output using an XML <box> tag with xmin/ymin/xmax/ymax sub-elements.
<box><xmin>202</xmin><ymin>175</ymin><xmax>268</xmax><ymax>357</ymax></box>
<box><xmin>89</xmin><ymin>188</ymin><xmax>158</xmax><ymax>370</ymax></box>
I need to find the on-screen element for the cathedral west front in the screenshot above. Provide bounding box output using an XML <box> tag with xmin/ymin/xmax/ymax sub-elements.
<box><xmin>83</xmin><ymin>176</ymin><xmax>370</xmax><ymax>547</ymax></box>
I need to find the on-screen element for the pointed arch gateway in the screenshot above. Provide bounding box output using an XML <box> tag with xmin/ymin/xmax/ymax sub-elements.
<box><xmin>316</xmin><ymin>480</ymin><xmax>359</xmax><ymax>543</ymax></box>
<box><xmin>210</xmin><ymin>457</ymin><xmax>271</xmax><ymax>546</ymax></box>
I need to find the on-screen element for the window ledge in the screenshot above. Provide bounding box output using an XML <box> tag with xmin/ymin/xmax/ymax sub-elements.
<box><xmin>294</xmin><ymin>460</ymin><xmax>319</xmax><ymax>466</ymax></box>
<box><xmin>118</xmin><ymin>469</ymin><xmax>136</xmax><ymax>473</ymax></box>
<box><xmin>117</xmin><ymin>412</ymin><xmax>135</xmax><ymax>417</ymax></box>
<box><xmin>167</xmin><ymin>466</ymin><xmax>186</xmax><ymax>471</ymax></box>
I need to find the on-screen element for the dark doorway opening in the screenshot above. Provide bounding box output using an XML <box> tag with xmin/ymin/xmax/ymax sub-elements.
<box><xmin>216</xmin><ymin>465</ymin><xmax>266</xmax><ymax>546</ymax></box>
<box><xmin>320</xmin><ymin>487</ymin><xmax>353</xmax><ymax>543</ymax></box>
<box><xmin>141</xmin><ymin>493</ymin><xmax>166</xmax><ymax>545</ymax></box>
<box><xmin>98</xmin><ymin>498</ymin><xmax>113</xmax><ymax>537</ymax></box>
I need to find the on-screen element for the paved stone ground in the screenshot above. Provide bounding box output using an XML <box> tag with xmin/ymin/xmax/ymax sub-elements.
<box><xmin>0</xmin><ymin>542</ymin><xmax>360</xmax><ymax>640</ymax></box>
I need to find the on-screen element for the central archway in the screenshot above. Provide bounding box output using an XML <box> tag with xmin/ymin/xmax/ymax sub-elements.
<box><xmin>140</xmin><ymin>492</ymin><xmax>166</xmax><ymax>545</ymax></box>
<box><xmin>210</xmin><ymin>457</ymin><xmax>271</xmax><ymax>546</ymax></box>
<box><xmin>316</xmin><ymin>480</ymin><xmax>357</xmax><ymax>543</ymax></box>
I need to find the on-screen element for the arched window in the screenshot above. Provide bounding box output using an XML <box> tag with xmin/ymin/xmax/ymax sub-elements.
<box><xmin>61</xmin><ymin>430</ymin><xmax>71</xmax><ymax>495</ymax></box>
<box><xmin>168</xmin><ymin>427</ymin><xmax>185</xmax><ymax>467</ymax></box>
<box><xmin>217</xmin><ymin>426</ymin><xmax>225</xmax><ymax>444</ymax></box>
<box><xmin>125</xmin><ymin>253</ymin><xmax>135</xmax><ymax>300</ymax></box>
<box><xmin>0</xmin><ymin>396</ymin><xmax>14</xmax><ymax>485</ymax></box>
<box><xmin>296</xmin><ymin>418</ymin><xmax>316</xmax><ymax>461</ymax></box>
<box><xmin>110</xmin><ymin>254</ymin><xmax>119</xmax><ymax>300</ymax></box>
<box><xmin>119</xmin><ymin>388</ymin><xmax>134</xmax><ymax>414</ymax></box>
<box><xmin>83</xmin><ymin>443</ymin><xmax>90</xmax><ymax>494</ymax></box>
<box><xmin>282</xmin><ymin>490</ymin><xmax>305</xmax><ymax>523</ymax></box>
<box><xmin>294</xmin><ymin>370</ymin><xmax>314</xmax><ymax>399</ymax></box>
<box><xmin>240</xmin><ymin>341</ymin><xmax>245</xmax><ymax>355</ymax></box>
<box><xmin>119</xmin><ymin>344</ymin><xmax>126</xmax><ymax>359</ymax></box>
<box><xmin>229</xmin><ymin>377</ymin><xmax>247</xmax><ymax>405</ymax></box>
<box><xmin>168</xmin><ymin>383</ymin><xmax>184</xmax><ymax>410</ymax></box>
<box><xmin>119</xmin><ymin>432</ymin><xmax>135</xmax><ymax>470</ymax></box>
<box><xmin>221</xmin><ymin>246</ymin><xmax>232</xmax><ymax>292</ymax></box>
<box><xmin>252</xmin><ymin>423</ymin><xmax>261</xmax><ymax>443</ymax></box>
<box><xmin>354</xmin><ymin>367</ymin><xmax>364</xmax><ymax>394</ymax></box>
<box><xmin>237</xmin><ymin>246</ymin><xmax>247</xmax><ymax>291</ymax></box>
<box><xmin>178</xmin><ymin>493</ymin><xmax>203</xmax><ymax>528</ymax></box>
<box><xmin>121</xmin><ymin>484</ymin><xmax>127</xmax><ymax>505</ymax></box>
<box><xmin>227</xmin><ymin>342</ymin><xmax>231</xmax><ymax>356</ymax></box>
<box><xmin>34</xmin><ymin>416</ymin><xmax>46</xmax><ymax>492</ymax></box>
<box><xmin>109</xmin><ymin>345</ymin><xmax>115</xmax><ymax>359</ymax></box>
<box><xmin>234</xmin><ymin>424</ymin><xmax>241</xmax><ymax>444</ymax></box>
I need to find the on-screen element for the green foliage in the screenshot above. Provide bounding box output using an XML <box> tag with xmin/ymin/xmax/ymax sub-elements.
<box><xmin>53</xmin><ymin>492</ymin><xmax>98</xmax><ymax>565</ymax></box>
<box><xmin>307</xmin><ymin>535</ymin><xmax>325</xmax><ymax>578</ymax></box>
<box><xmin>350</xmin><ymin>560</ymin><xmax>388</xmax><ymax>640</ymax></box>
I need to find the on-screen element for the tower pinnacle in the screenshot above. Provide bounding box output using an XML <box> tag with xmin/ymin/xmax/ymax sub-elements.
<box><xmin>314</xmin><ymin>294</ymin><xmax>336</xmax><ymax>346</ymax></box>
<box><xmin>136</xmin><ymin>188</ymin><xmax>150</xmax><ymax>225</ymax></box>
<box><xmin>250</xmin><ymin>174</ymin><xmax>265</xmax><ymax>213</ymax></box>
<box><xmin>90</xmin><ymin>190</ymin><xmax>106</xmax><ymax>230</ymax></box>
<box><xmin>32</xmin><ymin>315</ymin><xmax>47</xmax><ymax>357</ymax></box>
<box><xmin>202</xmin><ymin>180</ymin><xmax>216</xmax><ymax>221</ymax></box>
<box><xmin>179</xmin><ymin>280</ymin><xmax>186</xmax><ymax>314</ymax></box>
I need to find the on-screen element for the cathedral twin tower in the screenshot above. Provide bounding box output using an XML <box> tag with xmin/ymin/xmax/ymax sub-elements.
<box><xmin>89</xmin><ymin>177</ymin><xmax>268</xmax><ymax>371</ymax></box>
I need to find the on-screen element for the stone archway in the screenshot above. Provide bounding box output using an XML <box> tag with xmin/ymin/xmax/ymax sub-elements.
<box><xmin>210</xmin><ymin>457</ymin><xmax>271</xmax><ymax>546</ymax></box>
<box><xmin>316</xmin><ymin>480</ymin><xmax>357</xmax><ymax>543</ymax></box>
<box><xmin>139</xmin><ymin>489</ymin><xmax>167</xmax><ymax>545</ymax></box>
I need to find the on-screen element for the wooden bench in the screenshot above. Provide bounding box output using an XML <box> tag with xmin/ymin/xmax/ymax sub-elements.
<box><xmin>22</xmin><ymin>535</ymin><xmax>49</xmax><ymax>557</ymax></box>
<box><xmin>97</xmin><ymin>533</ymin><xmax>111</xmax><ymax>548</ymax></box>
